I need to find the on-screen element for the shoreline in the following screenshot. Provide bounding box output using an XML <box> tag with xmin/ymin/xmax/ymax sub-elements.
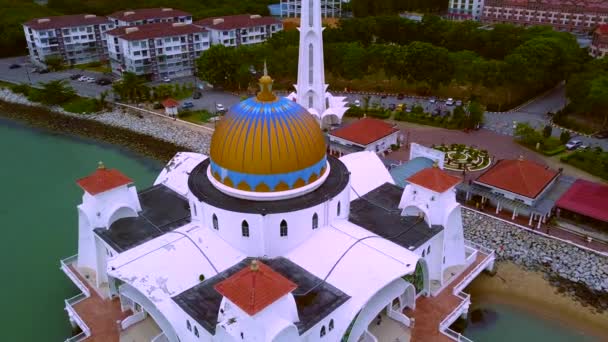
<box><xmin>467</xmin><ymin>261</ymin><xmax>608</xmax><ymax>338</ymax></box>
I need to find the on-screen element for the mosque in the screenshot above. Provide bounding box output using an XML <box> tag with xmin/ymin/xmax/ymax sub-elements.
<box><xmin>60</xmin><ymin>0</ymin><xmax>494</xmax><ymax>340</ymax></box>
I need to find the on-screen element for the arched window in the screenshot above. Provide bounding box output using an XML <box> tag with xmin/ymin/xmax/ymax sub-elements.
<box><xmin>427</xmin><ymin>245</ymin><xmax>431</xmax><ymax>255</ymax></box>
<box><xmin>308</xmin><ymin>95</ymin><xmax>313</xmax><ymax>109</ymax></box>
<box><xmin>312</xmin><ymin>213</ymin><xmax>319</xmax><ymax>229</ymax></box>
<box><xmin>308</xmin><ymin>43</ymin><xmax>314</xmax><ymax>85</ymax></box>
<box><xmin>280</xmin><ymin>220</ymin><xmax>288</xmax><ymax>237</ymax></box>
<box><xmin>241</xmin><ymin>220</ymin><xmax>249</xmax><ymax>237</ymax></box>
<box><xmin>422</xmin><ymin>249</ymin><xmax>426</xmax><ymax>257</ymax></box>
<box><xmin>308</xmin><ymin>0</ymin><xmax>314</xmax><ymax>27</ymax></box>
<box><xmin>329</xmin><ymin>319</ymin><xmax>334</xmax><ymax>331</ymax></box>
<box><xmin>337</xmin><ymin>202</ymin><xmax>341</xmax><ymax>216</ymax></box>
<box><xmin>212</xmin><ymin>214</ymin><xmax>218</xmax><ymax>230</ymax></box>
<box><xmin>187</xmin><ymin>320</ymin><xmax>191</xmax><ymax>331</ymax></box>
<box><xmin>194</xmin><ymin>326</ymin><xmax>199</xmax><ymax>337</ymax></box>
<box><xmin>320</xmin><ymin>325</ymin><xmax>326</xmax><ymax>337</ymax></box>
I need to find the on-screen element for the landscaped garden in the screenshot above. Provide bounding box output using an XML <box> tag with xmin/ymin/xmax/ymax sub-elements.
<box><xmin>514</xmin><ymin>123</ymin><xmax>568</xmax><ymax>156</ymax></box>
<box><xmin>432</xmin><ymin>143</ymin><xmax>492</xmax><ymax>171</ymax></box>
<box><xmin>561</xmin><ymin>147</ymin><xmax>608</xmax><ymax>180</ymax></box>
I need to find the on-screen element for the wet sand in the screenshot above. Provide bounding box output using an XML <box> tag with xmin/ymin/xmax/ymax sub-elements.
<box><xmin>467</xmin><ymin>262</ymin><xmax>608</xmax><ymax>339</ymax></box>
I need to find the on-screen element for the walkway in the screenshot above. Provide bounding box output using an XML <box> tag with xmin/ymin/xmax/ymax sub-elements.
<box><xmin>69</xmin><ymin>265</ymin><xmax>131</xmax><ymax>341</ymax></box>
<box><xmin>406</xmin><ymin>253</ymin><xmax>486</xmax><ymax>342</ymax></box>
<box><xmin>463</xmin><ymin>206</ymin><xmax>608</xmax><ymax>254</ymax></box>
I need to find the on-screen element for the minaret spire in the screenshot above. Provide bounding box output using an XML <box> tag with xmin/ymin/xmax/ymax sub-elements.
<box><xmin>263</xmin><ymin>60</ymin><xmax>268</xmax><ymax>76</ymax></box>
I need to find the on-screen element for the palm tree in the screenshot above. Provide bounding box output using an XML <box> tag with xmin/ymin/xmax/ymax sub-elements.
<box><xmin>112</xmin><ymin>72</ymin><xmax>148</xmax><ymax>103</ymax></box>
<box><xmin>39</xmin><ymin>80</ymin><xmax>76</xmax><ymax>105</ymax></box>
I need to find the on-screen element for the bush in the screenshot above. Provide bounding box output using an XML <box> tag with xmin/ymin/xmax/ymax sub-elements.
<box><xmin>560</xmin><ymin>130</ymin><xmax>571</xmax><ymax>144</ymax></box>
<box><xmin>10</xmin><ymin>83</ymin><xmax>32</xmax><ymax>95</ymax></box>
<box><xmin>561</xmin><ymin>148</ymin><xmax>608</xmax><ymax>180</ymax></box>
<box><xmin>541</xmin><ymin>146</ymin><xmax>566</xmax><ymax>156</ymax></box>
<box><xmin>62</xmin><ymin>97</ymin><xmax>100</xmax><ymax>114</ymax></box>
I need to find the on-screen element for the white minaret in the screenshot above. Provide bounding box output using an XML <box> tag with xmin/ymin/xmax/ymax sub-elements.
<box><xmin>287</xmin><ymin>0</ymin><xmax>348</xmax><ymax>126</ymax></box>
<box><xmin>296</xmin><ymin>0</ymin><xmax>327</xmax><ymax>116</ymax></box>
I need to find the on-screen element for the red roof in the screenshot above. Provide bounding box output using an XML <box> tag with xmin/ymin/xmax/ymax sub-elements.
<box><xmin>556</xmin><ymin>179</ymin><xmax>608</xmax><ymax>222</ymax></box>
<box><xmin>195</xmin><ymin>14</ymin><xmax>281</xmax><ymax>30</ymax></box>
<box><xmin>488</xmin><ymin>0</ymin><xmax>608</xmax><ymax>11</ymax></box>
<box><xmin>329</xmin><ymin>118</ymin><xmax>400</xmax><ymax>146</ymax></box>
<box><xmin>475</xmin><ymin>159</ymin><xmax>559</xmax><ymax>199</ymax></box>
<box><xmin>106</xmin><ymin>22</ymin><xmax>206</xmax><ymax>41</ymax></box>
<box><xmin>214</xmin><ymin>261</ymin><xmax>297</xmax><ymax>316</ymax></box>
<box><xmin>24</xmin><ymin>14</ymin><xmax>110</xmax><ymax>30</ymax></box>
<box><xmin>162</xmin><ymin>98</ymin><xmax>179</xmax><ymax>108</ymax></box>
<box><xmin>596</xmin><ymin>24</ymin><xmax>608</xmax><ymax>35</ymax></box>
<box><xmin>108</xmin><ymin>8</ymin><xmax>191</xmax><ymax>22</ymax></box>
<box><xmin>407</xmin><ymin>166</ymin><xmax>461</xmax><ymax>193</ymax></box>
<box><xmin>76</xmin><ymin>166</ymin><xmax>132</xmax><ymax>195</ymax></box>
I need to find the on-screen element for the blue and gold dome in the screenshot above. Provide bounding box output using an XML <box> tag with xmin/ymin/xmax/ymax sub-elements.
<box><xmin>209</xmin><ymin>72</ymin><xmax>327</xmax><ymax>195</ymax></box>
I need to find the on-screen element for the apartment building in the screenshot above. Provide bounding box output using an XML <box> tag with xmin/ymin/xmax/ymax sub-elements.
<box><xmin>195</xmin><ymin>14</ymin><xmax>283</xmax><ymax>47</ymax></box>
<box><xmin>108</xmin><ymin>8</ymin><xmax>192</xmax><ymax>27</ymax></box>
<box><xmin>280</xmin><ymin>0</ymin><xmax>343</xmax><ymax>18</ymax></box>
<box><xmin>590</xmin><ymin>24</ymin><xmax>608</xmax><ymax>58</ymax></box>
<box><xmin>23</xmin><ymin>14</ymin><xmax>114</xmax><ymax>66</ymax></box>
<box><xmin>105</xmin><ymin>22</ymin><xmax>210</xmax><ymax>80</ymax></box>
<box><xmin>447</xmin><ymin>0</ymin><xmax>484</xmax><ymax>21</ymax></box>
<box><xmin>482</xmin><ymin>0</ymin><xmax>608</xmax><ymax>33</ymax></box>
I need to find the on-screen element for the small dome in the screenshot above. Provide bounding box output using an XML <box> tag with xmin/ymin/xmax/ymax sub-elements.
<box><xmin>209</xmin><ymin>74</ymin><xmax>327</xmax><ymax>197</ymax></box>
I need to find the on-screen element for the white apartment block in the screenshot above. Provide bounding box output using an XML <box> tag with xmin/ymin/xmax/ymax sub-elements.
<box><xmin>280</xmin><ymin>0</ymin><xmax>343</xmax><ymax>18</ymax></box>
<box><xmin>106</xmin><ymin>22</ymin><xmax>210</xmax><ymax>80</ymax></box>
<box><xmin>23</xmin><ymin>14</ymin><xmax>114</xmax><ymax>66</ymax></box>
<box><xmin>108</xmin><ymin>8</ymin><xmax>193</xmax><ymax>27</ymax></box>
<box><xmin>447</xmin><ymin>0</ymin><xmax>484</xmax><ymax>21</ymax></box>
<box><xmin>195</xmin><ymin>14</ymin><xmax>283</xmax><ymax>47</ymax></box>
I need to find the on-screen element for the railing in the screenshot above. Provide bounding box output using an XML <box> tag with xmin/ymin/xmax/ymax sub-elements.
<box><xmin>442</xmin><ymin>327</ymin><xmax>474</xmax><ymax>342</ymax></box>
<box><xmin>65</xmin><ymin>295</ymin><xmax>91</xmax><ymax>341</ymax></box>
<box><xmin>60</xmin><ymin>255</ymin><xmax>90</xmax><ymax>298</ymax></box>
<box><xmin>464</xmin><ymin>245</ymin><xmax>478</xmax><ymax>268</ymax></box>
<box><xmin>454</xmin><ymin>245</ymin><xmax>495</xmax><ymax>294</ymax></box>
<box><xmin>65</xmin><ymin>331</ymin><xmax>87</xmax><ymax>342</ymax></box>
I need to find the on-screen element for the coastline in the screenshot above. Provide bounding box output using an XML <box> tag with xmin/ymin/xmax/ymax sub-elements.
<box><xmin>0</xmin><ymin>88</ymin><xmax>213</xmax><ymax>162</ymax></box>
<box><xmin>467</xmin><ymin>261</ymin><xmax>608</xmax><ymax>339</ymax></box>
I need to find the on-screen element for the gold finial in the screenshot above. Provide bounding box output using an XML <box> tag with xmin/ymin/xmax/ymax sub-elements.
<box><xmin>98</xmin><ymin>161</ymin><xmax>106</xmax><ymax>170</ymax></box>
<box><xmin>250</xmin><ymin>260</ymin><xmax>259</xmax><ymax>272</ymax></box>
<box><xmin>256</xmin><ymin>61</ymin><xmax>276</xmax><ymax>102</ymax></box>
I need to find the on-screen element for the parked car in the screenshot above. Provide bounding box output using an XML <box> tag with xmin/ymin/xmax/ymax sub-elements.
<box><xmin>405</xmin><ymin>108</ymin><xmax>412</xmax><ymax>113</ymax></box>
<box><xmin>86</xmin><ymin>77</ymin><xmax>96</xmax><ymax>83</ymax></box>
<box><xmin>388</xmin><ymin>103</ymin><xmax>396</xmax><ymax>111</ymax></box>
<box><xmin>96</xmin><ymin>78</ymin><xmax>112</xmax><ymax>85</ymax></box>
<box><xmin>396</xmin><ymin>103</ymin><xmax>405</xmax><ymax>111</ymax></box>
<box><xmin>565</xmin><ymin>140</ymin><xmax>582</xmax><ymax>150</ymax></box>
<box><xmin>70</xmin><ymin>74</ymin><xmax>82</xmax><ymax>80</ymax></box>
<box><xmin>38</xmin><ymin>68</ymin><xmax>50</xmax><ymax>74</ymax></box>
<box><xmin>354</xmin><ymin>99</ymin><xmax>361</xmax><ymax>107</ymax></box>
<box><xmin>593</xmin><ymin>131</ymin><xmax>608</xmax><ymax>139</ymax></box>
<box><xmin>9</xmin><ymin>63</ymin><xmax>21</xmax><ymax>69</ymax></box>
<box><xmin>455</xmin><ymin>100</ymin><xmax>463</xmax><ymax>106</ymax></box>
<box><xmin>429</xmin><ymin>97</ymin><xmax>437</xmax><ymax>104</ymax></box>
<box><xmin>446</xmin><ymin>98</ymin><xmax>455</xmax><ymax>106</ymax></box>
<box><xmin>77</xmin><ymin>76</ymin><xmax>87</xmax><ymax>82</ymax></box>
<box><xmin>193</xmin><ymin>92</ymin><xmax>202</xmax><ymax>99</ymax></box>
<box><xmin>162</xmin><ymin>77</ymin><xmax>171</xmax><ymax>83</ymax></box>
<box><xmin>397</xmin><ymin>93</ymin><xmax>405</xmax><ymax>100</ymax></box>
<box><xmin>578</xmin><ymin>144</ymin><xmax>589</xmax><ymax>150</ymax></box>
<box><xmin>181</xmin><ymin>101</ymin><xmax>194</xmax><ymax>109</ymax></box>
<box><xmin>216</xmin><ymin>103</ymin><xmax>225</xmax><ymax>113</ymax></box>
<box><xmin>381</xmin><ymin>94</ymin><xmax>387</xmax><ymax>99</ymax></box>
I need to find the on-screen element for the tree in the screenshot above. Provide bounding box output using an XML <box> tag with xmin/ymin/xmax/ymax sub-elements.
<box><xmin>111</xmin><ymin>72</ymin><xmax>148</xmax><ymax>103</ymax></box>
<box><xmin>543</xmin><ymin>125</ymin><xmax>552</xmax><ymax>138</ymax></box>
<box><xmin>560</xmin><ymin>130</ymin><xmax>571</xmax><ymax>144</ymax></box>
<box><xmin>467</xmin><ymin>101</ymin><xmax>484</xmax><ymax>129</ymax></box>
<box><xmin>44</xmin><ymin>55</ymin><xmax>64</xmax><ymax>71</ymax></box>
<box><xmin>38</xmin><ymin>80</ymin><xmax>76</xmax><ymax>105</ymax></box>
<box><xmin>97</xmin><ymin>90</ymin><xmax>109</xmax><ymax>110</ymax></box>
<box><xmin>514</xmin><ymin>122</ymin><xmax>542</xmax><ymax>146</ymax></box>
<box><xmin>196</xmin><ymin>45</ymin><xmax>239</xmax><ymax>89</ymax></box>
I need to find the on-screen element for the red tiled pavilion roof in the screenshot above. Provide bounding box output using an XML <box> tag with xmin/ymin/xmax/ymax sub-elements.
<box><xmin>214</xmin><ymin>260</ymin><xmax>297</xmax><ymax>316</ymax></box>
<box><xmin>162</xmin><ymin>98</ymin><xmax>180</xmax><ymax>108</ymax></box>
<box><xmin>407</xmin><ymin>166</ymin><xmax>461</xmax><ymax>193</ymax></box>
<box><xmin>76</xmin><ymin>165</ymin><xmax>132</xmax><ymax>195</ymax></box>
<box><xmin>556</xmin><ymin>179</ymin><xmax>608</xmax><ymax>223</ymax></box>
<box><xmin>329</xmin><ymin>118</ymin><xmax>399</xmax><ymax>146</ymax></box>
<box><xmin>475</xmin><ymin>159</ymin><xmax>558</xmax><ymax>199</ymax></box>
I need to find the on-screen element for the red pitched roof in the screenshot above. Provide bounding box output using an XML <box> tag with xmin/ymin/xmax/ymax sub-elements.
<box><xmin>329</xmin><ymin>118</ymin><xmax>400</xmax><ymax>146</ymax></box>
<box><xmin>162</xmin><ymin>98</ymin><xmax>179</xmax><ymax>108</ymax></box>
<box><xmin>407</xmin><ymin>166</ymin><xmax>461</xmax><ymax>193</ymax></box>
<box><xmin>214</xmin><ymin>261</ymin><xmax>297</xmax><ymax>316</ymax></box>
<box><xmin>475</xmin><ymin>159</ymin><xmax>559</xmax><ymax>199</ymax></box>
<box><xmin>106</xmin><ymin>22</ymin><xmax>206</xmax><ymax>41</ymax></box>
<box><xmin>195</xmin><ymin>14</ymin><xmax>281</xmax><ymax>30</ymax></box>
<box><xmin>556</xmin><ymin>179</ymin><xmax>608</xmax><ymax>222</ymax></box>
<box><xmin>108</xmin><ymin>8</ymin><xmax>191</xmax><ymax>22</ymax></box>
<box><xmin>76</xmin><ymin>166</ymin><xmax>132</xmax><ymax>195</ymax></box>
<box><xmin>24</xmin><ymin>14</ymin><xmax>110</xmax><ymax>30</ymax></box>
<box><xmin>597</xmin><ymin>24</ymin><xmax>608</xmax><ymax>35</ymax></box>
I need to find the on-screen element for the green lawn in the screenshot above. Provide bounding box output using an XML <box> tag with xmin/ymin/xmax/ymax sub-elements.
<box><xmin>178</xmin><ymin>110</ymin><xmax>214</xmax><ymax>124</ymax></box>
<box><xmin>61</xmin><ymin>97</ymin><xmax>100</xmax><ymax>114</ymax></box>
<box><xmin>73</xmin><ymin>62</ymin><xmax>111</xmax><ymax>74</ymax></box>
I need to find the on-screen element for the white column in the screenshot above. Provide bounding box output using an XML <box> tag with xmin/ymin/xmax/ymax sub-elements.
<box><xmin>512</xmin><ymin>208</ymin><xmax>517</xmax><ymax>220</ymax></box>
<box><xmin>528</xmin><ymin>213</ymin><xmax>534</xmax><ymax>226</ymax></box>
<box><xmin>496</xmin><ymin>202</ymin><xmax>500</xmax><ymax>214</ymax></box>
<box><xmin>537</xmin><ymin>215</ymin><xmax>542</xmax><ymax>229</ymax></box>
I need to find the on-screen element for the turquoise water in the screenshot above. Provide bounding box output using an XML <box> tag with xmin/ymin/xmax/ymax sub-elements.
<box><xmin>463</xmin><ymin>302</ymin><xmax>602</xmax><ymax>342</ymax></box>
<box><xmin>0</xmin><ymin>116</ymin><xmax>603</xmax><ymax>341</ymax></box>
<box><xmin>0</xmin><ymin>117</ymin><xmax>161</xmax><ymax>341</ymax></box>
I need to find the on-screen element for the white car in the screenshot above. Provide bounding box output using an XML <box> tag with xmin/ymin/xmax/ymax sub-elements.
<box><xmin>78</xmin><ymin>76</ymin><xmax>87</xmax><ymax>82</ymax></box>
<box><xmin>86</xmin><ymin>77</ymin><xmax>96</xmax><ymax>83</ymax></box>
<box><xmin>162</xmin><ymin>77</ymin><xmax>171</xmax><ymax>83</ymax></box>
<box><xmin>354</xmin><ymin>100</ymin><xmax>361</xmax><ymax>107</ymax></box>
<box><xmin>216</xmin><ymin>103</ymin><xmax>225</xmax><ymax>112</ymax></box>
<box><xmin>446</xmin><ymin>98</ymin><xmax>455</xmax><ymax>106</ymax></box>
<box><xmin>429</xmin><ymin>97</ymin><xmax>437</xmax><ymax>104</ymax></box>
<box><xmin>565</xmin><ymin>140</ymin><xmax>582</xmax><ymax>150</ymax></box>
